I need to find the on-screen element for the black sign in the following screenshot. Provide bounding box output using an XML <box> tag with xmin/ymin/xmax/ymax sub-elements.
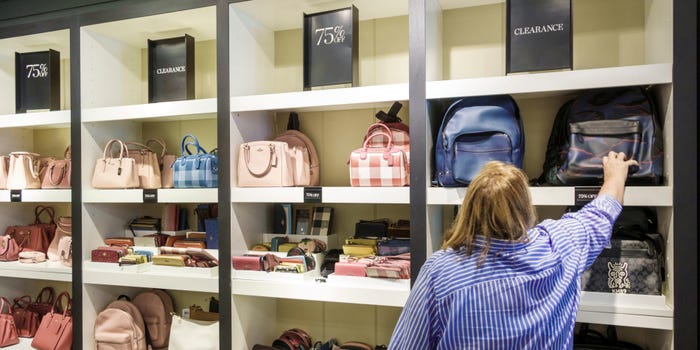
<box><xmin>148</xmin><ymin>34</ymin><xmax>194</xmax><ymax>103</ymax></box>
<box><xmin>15</xmin><ymin>49</ymin><xmax>60</xmax><ymax>113</ymax></box>
<box><xmin>10</xmin><ymin>190</ymin><xmax>21</xmax><ymax>202</ymax></box>
<box><xmin>304</xmin><ymin>187</ymin><xmax>322</xmax><ymax>203</ymax></box>
<box><xmin>506</xmin><ymin>0</ymin><xmax>571</xmax><ymax>73</ymax></box>
<box><xmin>575</xmin><ymin>187</ymin><xmax>601</xmax><ymax>206</ymax></box>
<box><xmin>143</xmin><ymin>189</ymin><xmax>158</xmax><ymax>203</ymax></box>
<box><xmin>303</xmin><ymin>6</ymin><xmax>358</xmax><ymax>90</ymax></box>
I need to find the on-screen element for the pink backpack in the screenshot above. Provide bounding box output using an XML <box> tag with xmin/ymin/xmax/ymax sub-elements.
<box><xmin>133</xmin><ymin>289</ymin><xmax>174</xmax><ymax>349</ymax></box>
<box><xmin>274</xmin><ymin>112</ymin><xmax>320</xmax><ymax>186</ymax></box>
<box><xmin>94</xmin><ymin>297</ymin><xmax>147</xmax><ymax>350</ymax></box>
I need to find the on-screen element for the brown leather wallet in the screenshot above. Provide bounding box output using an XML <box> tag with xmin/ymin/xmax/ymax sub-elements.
<box><xmin>104</xmin><ymin>237</ymin><xmax>134</xmax><ymax>247</ymax></box>
<box><xmin>173</xmin><ymin>240</ymin><xmax>206</xmax><ymax>249</ymax></box>
<box><xmin>232</xmin><ymin>255</ymin><xmax>263</xmax><ymax>271</ymax></box>
<box><xmin>91</xmin><ymin>246</ymin><xmax>128</xmax><ymax>263</ymax></box>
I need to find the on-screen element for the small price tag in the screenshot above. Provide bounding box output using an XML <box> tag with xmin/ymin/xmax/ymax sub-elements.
<box><xmin>304</xmin><ymin>187</ymin><xmax>322</xmax><ymax>203</ymax></box>
<box><xmin>143</xmin><ymin>189</ymin><xmax>158</xmax><ymax>203</ymax></box>
<box><xmin>10</xmin><ymin>190</ymin><xmax>22</xmax><ymax>202</ymax></box>
<box><xmin>574</xmin><ymin>187</ymin><xmax>600</xmax><ymax>206</ymax></box>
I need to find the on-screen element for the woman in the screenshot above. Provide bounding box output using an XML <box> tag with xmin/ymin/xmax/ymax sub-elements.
<box><xmin>389</xmin><ymin>151</ymin><xmax>638</xmax><ymax>349</ymax></box>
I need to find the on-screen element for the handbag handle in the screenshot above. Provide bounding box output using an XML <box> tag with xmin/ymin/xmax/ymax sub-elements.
<box><xmin>145</xmin><ymin>137</ymin><xmax>168</xmax><ymax>159</ymax></box>
<box><xmin>126</xmin><ymin>141</ymin><xmax>157</xmax><ymax>155</ymax></box>
<box><xmin>180</xmin><ymin>134</ymin><xmax>208</xmax><ymax>156</ymax></box>
<box><xmin>51</xmin><ymin>292</ymin><xmax>71</xmax><ymax>317</ymax></box>
<box><xmin>103</xmin><ymin>139</ymin><xmax>128</xmax><ymax>160</ymax></box>
<box><xmin>0</xmin><ymin>297</ymin><xmax>13</xmax><ymax>315</ymax></box>
<box><xmin>13</xmin><ymin>295</ymin><xmax>32</xmax><ymax>309</ymax></box>
<box><xmin>34</xmin><ymin>205</ymin><xmax>56</xmax><ymax>225</ymax></box>
<box><xmin>363</xmin><ymin>131</ymin><xmax>395</xmax><ymax>150</ymax></box>
<box><xmin>57</xmin><ymin>216</ymin><xmax>72</xmax><ymax>233</ymax></box>
<box><xmin>21</xmin><ymin>153</ymin><xmax>40</xmax><ymax>179</ymax></box>
<box><xmin>48</xmin><ymin>163</ymin><xmax>67</xmax><ymax>186</ymax></box>
<box><xmin>243</xmin><ymin>143</ymin><xmax>276</xmax><ymax>177</ymax></box>
<box><xmin>64</xmin><ymin>145</ymin><xmax>71</xmax><ymax>159</ymax></box>
<box><xmin>35</xmin><ymin>286</ymin><xmax>56</xmax><ymax>305</ymax></box>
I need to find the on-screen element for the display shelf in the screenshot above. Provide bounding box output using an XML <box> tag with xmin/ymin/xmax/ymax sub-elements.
<box><xmin>232</xmin><ymin>276</ymin><xmax>410</xmax><ymax>307</ymax></box>
<box><xmin>0</xmin><ymin>261</ymin><xmax>71</xmax><ymax>282</ymax></box>
<box><xmin>426</xmin><ymin>64</ymin><xmax>672</xmax><ymax>100</ymax></box>
<box><xmin>82</xmin><ymin>98</ymin><xmax>217</xmax><ymax>123</ymax></box>
<box><xmin>0</xmin><ymin>110</ymin><xmax>71</xmax><ymax>129</ymax></box>
<box><xmin>3</xmin><ymin>337</ymin><xmax>33</xmax><ymax>350</ymax></box>
<box><xmin>82</xmin><ymin>188</ymin><xmax>217</xmax><ymax>203</ymax></box>
<box><xmin>427</xmin><ymin>186</ymin><xmax>673</xmax><ymax>206</ymax></box>
<box><xmin>83</xmin><ymin>262</ymin><xmax>218</xmax><ymax>293</ymax></box>
<box><xmin>577</xmin><ymin>292</ymin><xmax>673</xmax><ymax>330</ymax></box>
<box><xmin>230</xmin><ymin>83</ymin><xmax>408</xmax><ymax>113</ymax></box>
<box><xmin>231</xmin><ymin>187</ymin><xmax>409</xmax><ymax>204</ymax></box>
<box><xmin>0</xmin><ymin>189</ymin><xmax>71</xmax><ymax>203</ymax></box>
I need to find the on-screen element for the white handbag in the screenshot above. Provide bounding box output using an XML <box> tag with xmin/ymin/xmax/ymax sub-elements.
<box><xmin>6</xmin><ymin>151</ymin><xmax>42</xmax><ymax>189</ymax></box>
<box><xmin>168</xmin><ymin>315</ymin><xmax>218</xmax><ymax>350</ymax></box>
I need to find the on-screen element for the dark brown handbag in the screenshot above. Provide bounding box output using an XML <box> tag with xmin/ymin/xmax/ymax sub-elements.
<box><xmin>4</xmin><ymin>205</ymin><xmax>56</xmax><ymax>253</ymax></box>
<box><xmin>12</xmin><ymin>295</ymin><xmax>39</xmax><ymax>338</ymax></box>
<box><xmin>28</xmin><ymin>287</ymin><xmax>55</xmax><ymax>318</ymax></box>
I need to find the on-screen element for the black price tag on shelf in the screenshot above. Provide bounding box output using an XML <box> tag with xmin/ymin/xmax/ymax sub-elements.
<box><xmin>303</xmin><ymin>5</ymin><xmax>358</xmax><ymax>90</ymax></box>
<box><xmin>143</xmin><ymin>189</ymin><xmax>158</xmax><ymax>203</ymax></box>
<box><xmin>574</xmin><ymin>187</ymin><xmax>600</xmax><ymax>206</ymax></box>
<box><xmin>304</xmin><ymin>187</ymin><xmax>322</xmax><ymax>203</ymax></box>
<box><xmin>10</xmin><ymin>190</ymin><xmax>22</xmax><ymax>202</ymax></box>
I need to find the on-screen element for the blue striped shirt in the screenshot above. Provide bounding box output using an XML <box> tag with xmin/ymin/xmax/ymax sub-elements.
<box><xmin>389</xmin><ymin>195</ymin><xmax>622</xmax><ymax>350</ymax></box>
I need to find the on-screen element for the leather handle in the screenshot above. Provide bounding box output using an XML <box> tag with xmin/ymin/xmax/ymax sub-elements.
<box><xmin>243</xmin><ymin>143</ymin><xmax>276</xmax><ymax>177</ymax></box>
<box><xmin>0</xmin><ymin>297</ymin><xmax>13</xmax><ymax>315</ymax></box>
<box><xmin>64</xmin><ymin>145</ymin><xmax>71</xmax><ymax>159</ymax></box>
<box><xmin>103</xmin><ymin>139</ymin><xmax>127</xmax><ymax>160</ymax></box>
<box><xmin>35</xmin><ymin>286</ymin><xmax>56</xmax><ymax>304</ymax></box>
<box><xmin>145</xmin><ymin>137</ymin><xmax>168</xmax><ymax>159</ymax></box>
<box><xmin>34</xmin><ymin>205</ymin><xmax>56</xmax><ymax>224</ymax></box>
<box><xmin>48</xmin><ymin>164</ymin><xmax>67</xmax><ymax>186</ymax></box>
<box><xmin>180</xmin><ymin>134</ymin><xmax>207</xmax><ymax>156</ymax></box>
<box><xmin>363</xmin><ymin>131</ymin><xmax>394</xmax><ymax>150</ymax></box>
<box><xmin>13</xmin><ymin>295</ymin><xmax>32</xmax><ymax>309</ymax></box>
<box><xmin>52</xmin><ymin>291</ymin><xmax>71</xmax><ymax>317</ymax></box>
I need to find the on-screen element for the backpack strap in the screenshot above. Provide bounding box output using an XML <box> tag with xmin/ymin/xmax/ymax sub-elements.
<box><xmin>375</xmin><ymin>101</ymin><xmax>402</xmax><ymax>123</ymax></box>
<box><xmin>287</xmin><ymin>112</ymin><xmax>301</xmax><ymax>131</ymax></box>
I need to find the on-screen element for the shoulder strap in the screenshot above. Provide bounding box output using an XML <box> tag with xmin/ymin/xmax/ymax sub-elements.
<box><xmin>287</xmin><ymin>112</ymin><xmax>300</xmax><ymax>131</ymax></box>
<box><xmin>375</xmin><ymin>101</ymin><xmax>403</xmax><ymax>123</ymax></box>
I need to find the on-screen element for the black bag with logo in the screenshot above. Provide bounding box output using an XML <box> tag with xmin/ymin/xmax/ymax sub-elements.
<box><xmin>580</xmin><ymin>207</ymin><xmax>664</xmax><ymax>295</ymax></box>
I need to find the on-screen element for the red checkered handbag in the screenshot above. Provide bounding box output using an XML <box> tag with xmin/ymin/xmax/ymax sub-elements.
<box><xmin>348</xmin><ymin>128</ymin><xmax>409</xmax><ymax>187</ymax></box>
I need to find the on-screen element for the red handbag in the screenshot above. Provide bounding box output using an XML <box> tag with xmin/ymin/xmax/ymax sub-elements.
<box><xmin>12</xmin><ymin>295</ymin><xmax>39</xmax><ymax>338</ymax></box>
<box><xmin>4</xmin><ymin>205</ymin><xmax>56</xmax><ymax>254</ymax></box>
<box><xmin>0</xmin><ymin>297</ymin><xmax>20</xmax><ymax>347</ymax></box>
<box><xmin>31</xmin><ymin>291</ymin><xmax>72</xmax><ymax>350</ymax></box>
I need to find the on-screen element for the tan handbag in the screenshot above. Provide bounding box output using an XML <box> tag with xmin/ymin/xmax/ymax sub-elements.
<box><xmin>6</xmin><ymin>152</ymin><xmax>41</xmax><ymax>189</ymax></box>
<box><xmin>146</xmin><ymin>137</ymin><xmax>176</xmax><ymax>188</ymax></box>
<box><xmin>0</xmin><ymin>156</ymin><xmax>9</xmax><ymax>189</ymax></box>
<box><xmin>237</xmin><ymin>141</ymin><xmax>295</xmax><ymax>187</ymax></box>
<box><xmin>126</xmin><ymin>141</ymin><xmax>162</xmax><ymax>189</ymax></box>
<box><xmin>47</xmin><ymin>217</ymin><xmax>71</xmax><ymax>261</ymax></box>
<box><xmin>91</xmin><ymin>139</ymin><xmax>139</xmax><ymax>189</ymax></box>
<box><xmin>40</xmin><ymin>146</ymin><xmax>71</xmax><ymax>189</ymax></box>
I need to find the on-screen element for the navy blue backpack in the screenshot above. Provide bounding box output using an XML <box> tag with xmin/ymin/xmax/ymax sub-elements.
<box><xmin>435</xmin><ymin>95</ymin><xmax>524</xmax><ymax>187</ymax></box>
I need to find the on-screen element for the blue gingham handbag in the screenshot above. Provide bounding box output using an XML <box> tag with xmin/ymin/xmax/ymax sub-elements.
<box><xmin>173</xmin><ymin>134</ymin><xmax>218</xmax><ymax>188</ymax></box>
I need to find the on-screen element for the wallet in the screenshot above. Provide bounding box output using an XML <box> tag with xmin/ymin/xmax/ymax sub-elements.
<box><xmin>165</xmin><ymin>235</ymin><xmax>187</xmax><ymax>247</ymax></box>
<box><xmin>134</xmin><ymin>250</ymin><xmax>153</xmax><ymax>262</ymax></box>
<box><xmin>278</xmin><ymin>243</ymin><xmax>297</xmax><ymax>253</ymax></box>
<box><xmin>173</xmin><ymin>240</ymin><xmax>206</xmax><ymax>249</ymax></box>
<box><xmin>152</xmin><ymin>254</ymin><xmax>187</xmax><ymax>267</ymax></box>
<box><xmin>271</xmin><ymin>236</ymin><xmax>289</xmax><ymax>251</ymax></box>
<box><xmin>232</xmin><ymin>255</ymin><xmax>263</xmax><ymax>271</ymax></box>
<box><xmin>91</xmin><ymin>246</ymin><xmax>129</xmax><ymax>263</ymax></box>
<box><xmin>118</xmin><ymin>254</ymin><xmax>148</xmax><ymax>266</ymax></box>
<box><xmin>342</xmin><ymin>244</ymin><xmax>376</xmax><ymax>257</ymax></box>
<box><xmin>355</xmin><ymin>219</ymin><xmax>388</xmax><ymax>237</ymax></box>
<box><xmin>105</xmin><ymin>237</ymin><xmax>134</xmax><ymax>247</ymax></box>
<box><xmin>133</xmin><ymin>236</ymin><xmax>157</xmax><ymax>247</ymax></box>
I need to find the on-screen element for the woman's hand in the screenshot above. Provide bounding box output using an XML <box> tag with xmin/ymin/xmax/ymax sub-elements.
<box><xmin>599</xmin><ymin>151</ymin><xmax>639</xmax><ymax>204</ymax></box>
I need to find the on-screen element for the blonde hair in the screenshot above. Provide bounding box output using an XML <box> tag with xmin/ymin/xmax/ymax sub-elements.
<box><xmin>442</xmin><ymin>161</ymin><xmax>536</xmax><ymax>263</ymax></box>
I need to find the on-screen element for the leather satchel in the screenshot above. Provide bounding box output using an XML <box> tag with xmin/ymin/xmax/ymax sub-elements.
<box><xmin>0</xmin><ymin>156</ymin><xmax>9</xmax><ymax>189</ymax></box>
<box><xmin>173</xmin><ymin>134</ymin><xmax>218</xmax><ymax>188</ymax></box>
<box><xmin>12</xmin><ymin>295</ymin><xmax>39</xmax><ymax>338</ymax></box>
<box><xmin>349</xmin><ymin>129</ymin><xmax>409</xmax><ymax>187</ymax></box>
<box><xmin>4</xmin><ymin>205</ymin><xmax>56</xmax><ymax>254</ymax></box>
<box><xmin>47</xmin><ymin>216</ymin><xmax>71</xmax><ymax>261</ymax></box>
<box><xmin>146</xmin><ymin>137</ymin><xmax>177</xmax><ymax>188</ymax></box>
<box><xmin>6</xmin><ymin>151</ymin><xmax>42</xmax><ymax>189</ymax></box>
<box><xmin>91</xmin><ymin>139</ymin><xmax>140</xmax><ymax>189</ymax></box>
<box><xmin>238</xmin><ymin>141</ymin><xmax>295</xmax><ymax>187</ymax></box>
<box><xmin>0</xmin><ymin>297</ymin><xmax>19</xmax><ymax>347</ymax></box>
<box><xmin>40</xmin><ymin>145</ymin><xmax>71</xmax><ymax>189</ymax></box>
<box><xmin>31</xmin><ymin>291</ymin><xmax>72</xmax><ymax>350</ymax></box>
<box><xmin>126</xmin><ymin>141</ymin><xmax>162</xmax><ymax>189</ymax></box>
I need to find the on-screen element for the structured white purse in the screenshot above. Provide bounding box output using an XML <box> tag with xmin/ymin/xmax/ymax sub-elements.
<box><xmin>168</xmin><ymin>315</ymin><xmax>218</xmax><ymax>350</ymax></box>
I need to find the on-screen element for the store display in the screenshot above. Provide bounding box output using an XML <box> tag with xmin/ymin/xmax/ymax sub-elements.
<box><xmin>14</xmin><ymin>49</ymin><xmax>60</xmax><ymax>113</ymax></box>
<box><xmin>173</xmin><ymin>134</ymin><xmax>218</xmax><ymax>188</ymax></box>
<box><xmin>506</xmin><ymin>0</ymin><xmax>571</xmax><ymax>73</ymax></box>
<box><xmin>435</xmin><ymin>95</ymin><xmax>524</xmax><ymax>187</ymax></box>
<box><xmin>6</xmin><ymin>151</ymin><xmax>42</xmax><ymax>189</ymax></box>
<box><xmin>126</xmin><ymin>141</ymin><xmax>162</xmax><ymax>189</ymax></box>
<box><xmin>168</xmin><ymin>314</ymin><xmax>219</xmax><ymax>350</ymax></box>
<box><xmin>31</xmin><ymin>291</ymin><xmax>72</xmax><ymax>350</ymax></box>
<box><xmin>94</xmin><ymin>296</ymin><xmax>147</xmax><ymax>350</ymax></box>
<box><xmin>349</xmin><ymin>125</ymin><xmax>409</xmax><ymax>187</ymax></box>
<box><xmin>132</xmin><ymin>289</ymin><xmax>174</xmax><ymax>349</ymax></box>
<box><xmin>148</xmin><ymin>34</ymin><xmax>194</xmax><ymax>103</ymax></box>
<box><xmin>11</xmin><ymin>295</ymin><xmax>39</xmax><ymax>338</ymax></box>
<box><xmin>92</xmin><ymin>139</ymin><xmax>140</xmax><ymax>189</ymax></box>
<box><xmin>538</xmin><ymin>87</ymin><xmax>664</xmax><ymax>185</ymax></box>
<box><xmin>273</xmin><ymin>112</ymin><xmax>320</xmax><ymax>186</ymax></box>
<box><xmin>0</xmin><ymin>297</ymin><xmax>19</xmax><ymax>347</ymax></box>
<box><xmin>238</xmin><ymin>140</ymin><xmax>295</xmax><ymax>187</ymax></box>
<box><xmin>146</xmin><ymin>137</ymin><xmax>177</xmax><ymax>188</ymax></box>
<box><xmin>303</xmin><ymin>6</ymin><xmax>358</xmax><ymax>89</ymax></box>
<box><xmin>40</xmin><ymin>145</ymin><xmax>71</xmax><ymax>189</ymax></box>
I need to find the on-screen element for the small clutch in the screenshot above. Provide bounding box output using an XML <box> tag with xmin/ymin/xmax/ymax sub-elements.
<box><xmin>104</xmin><ymin>237</ymin><xmax>135</xmax><ymax>247</ymax></box>
<box><xmin>232</xmin><ymin>255</ymin><xmax>263</xmax><ymax>271</ymax></box>
<box><xmin>91</xmin><ymin>246</ymin><xmax>129</xmax><ymax>263</ymax></box>
<box><xmin>342</xmin><ymin>244</ymin><xmax>376</xmax><ymax>257</ymax></box>
<box><xmin>18</xmin><ymin>251</ymin><xmax>46</xmax><ymax>263</ymax></box>
<box><xmin>118</xmin><ymin>254</ymin><xmax>148</xmax><ymax>266</ymax></box>
<box><xmin>173</xmin><ymin>240</ymin><xmax>206</xmax><ymax>249</ymax></box>
<box><xmin>335</xmin><ymin>261</ymin><xmax>370</xmax><ymax>277</ymax></box>
<box><xmin>152</xmin><ymin>254</ymin><xmax>187</xmax><ymax>267</ymax></box>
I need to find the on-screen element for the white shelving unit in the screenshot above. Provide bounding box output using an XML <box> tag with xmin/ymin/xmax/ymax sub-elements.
<box><xmin>0</xmin><ymin>261</ymin><xmax>71</xmax><ymax>282</ymax></box>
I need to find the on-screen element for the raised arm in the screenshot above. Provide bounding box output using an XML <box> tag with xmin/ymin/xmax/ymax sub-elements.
<box><xmin>598</xmin><ymin>151</ymin><xmax>638</xmax><ymax>204</ymax></box>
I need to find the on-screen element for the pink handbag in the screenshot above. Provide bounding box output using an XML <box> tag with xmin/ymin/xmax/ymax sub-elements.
<box><xmin>6</xmin><ymin>151</ymin><xmax>42</xmax><ymax>189</ymax></box>
<box><xmin>31</xmin><ymin>292</ymin><xmax>72</xmax><ymax>350</ymax></box>
<box><xmin>47</xmin><ymin>217</ymin><xmax>71</xmax><ymax>261</ymax></box>
<box><xmin>0</xmin><ymin>297</ymin><xmax>20</xmax><ymax>347</ymax></box>
<box><xmin>348</xmin><ymin>129</ymin><xmax>409</xmax><ymax>187</ymax></box>
<box><xmin>0</xmin><ymin>234</ymin><xmax>26</xmax><ymax>262</ymax></box>
<box><xmin>91</xmin><ymin>139</ymin><xmax>140</xmax><ymax>189</ymax></box>
<box><xmin>126</xmin><ymin>141</ymin><xmax>162</xmax><ymax>189</ymax></box>
<box><xmin>237</xmin><ymin>141</ymin><xmax>295</xmax><ymax>187</ymax></box>
<box><xmin>146</xmin><ymin>137</ymin><xmax>177</xmax><ymax>188</ymax></box>
<box><xmin>0</xmin><ymin>156</ymin><xmax>9</xmax><ymax>189</ymax></box>
<box><xmin>41</xmin><ymin>146</ymin><xmax>71</xmax><ymax>189</ymax></box>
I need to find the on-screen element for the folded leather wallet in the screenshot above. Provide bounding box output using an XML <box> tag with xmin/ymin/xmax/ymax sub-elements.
<box><xmin>104</xmin><ymin>237</ymin><xmax>134</xmax><ymax>247</ymax></box>
<box><xmin>152</xmin><ymin>254</ymin><xmax>187</xmax><ymax>267</ymax></box>
<box><xmin>190</xmin><ymin>305</ymin><xmax>219</xmax><ymax>322</ymax></box>
<box><xmin>18</xmin><ymin>251</ymin><xmax>46</xmax><ymax>263</ymax></box>
<box><xmin>159</xmin><ymin>247</ymin><xmax>219</xmax><ymax>267</ymax></box>
<box><xmin>232</xmin><ymin>255</ymin><xmax>263</xmax><ymax>271</ymax></box>
<box><xmin>251</xmin><ymin>244</ymin><xmax>271</xmax><ymax>251</ymax></box>
<box><xmin>335</xmin><ymin>261</ymin><xmax>370</xmax><ymax>277</ymax></box>
<box><xmin>91</xmin><ymin>246</ymin><xmax>129</xmax><ymax>263</ymax></box>
<box><xmin>173</xmin><ymin>240</ymin><xmax>206</xmax><ymax>249</ymax></box>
